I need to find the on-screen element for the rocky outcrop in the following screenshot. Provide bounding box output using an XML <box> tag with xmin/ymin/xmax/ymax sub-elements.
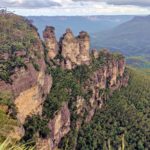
<box><xmin>44</xmin><ymin>28</ymin><xmax>91</xmax><ymax>69</ymax></box>
<box><xmin>36</xmin><ymin>103</ymin><xmax>70</xmax><ymax>150</ymax></box>
<box><xmin>83</xmin><ymin>58</ymin><xmax>128</xmax><ymax>123</ymax></box>
<box><xmin>43</xmin><ymin>51</ymin><xmax>128</xmax><ymax>150</ymax></box>
<box><xmin>59</xmin><ymin>28</ymin><xmax>80</xmax><ymax>69</ymax></box>
<box><xmin>0</xmin><ymin>14</ymin><xmax>129</xmax><ymax>150</ymax></box>
<box><xmin>77</xmin><ymin>31</ymin><xmax>90</xmax><ymax>64</ymax></box>
<box><xmin>0</xmin><ymin>24</ymin><xmax>52</xmax><ymax>124</ymax></box>
<box><xmin>43</xmin><ymin>26</ymin><xmax>58</xmax><ymax>59</ymax></box>
<box><xmin>49</xmin><ymin>103</ymin><xmax>70</xmax><ymax>150</ymax></box>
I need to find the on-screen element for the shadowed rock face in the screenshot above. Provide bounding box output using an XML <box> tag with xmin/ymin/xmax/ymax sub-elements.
<box><xmin>43</xmin><ymin>26</ymin><xmax>58</xmax><ymax>59</ymax></box>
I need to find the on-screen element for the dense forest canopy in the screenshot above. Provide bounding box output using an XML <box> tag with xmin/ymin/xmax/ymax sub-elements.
<box><xmin>76</xmin><ymin>68</ymin><xmax>150</xmax><ymax>150</ymax></box>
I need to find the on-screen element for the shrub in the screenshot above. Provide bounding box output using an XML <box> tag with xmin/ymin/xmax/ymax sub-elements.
<box><xmin>32</xmin><ymin>62</ymin><xmax>40</xmax><ymax>71</ymax></box>
<box><xmin>73</xmin><ymin>65</ymin><xmax>91</xmax><ymax>84</ymax></box>
<box><xmin>23</xmin><ymin>115</ymin><xmax>50</xmax><ymax>143</ymax></box>
<box><xmin>0</xmin><ymin>138</ymin><xmax>34</xmax><ymax>150</ymax></box>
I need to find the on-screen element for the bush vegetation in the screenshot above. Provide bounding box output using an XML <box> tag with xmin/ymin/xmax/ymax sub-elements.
<box><xmin>0</xmin><ymin>110</ymin><xmax>18</xmax><ymax>142</ymax></box>
<box><xmin>0</xmin><ymin>13</ymin><xmax>39</xmax><ymax>81</ymax></box>
<box><xmin>76</xmin><ymin>68</ymin><xmax>150</xmax><ymax>150</ymax></box>
<box><xmin>43</xmin><ymin>67</ymin><xmax>82</xmax><ymax>119</ymax></box>
<box><xmin>0</xmin><ymin>138</ymin><xmax>34</xmax><ymax>150</ymax></box>
<box><xmin>22</xmin><ymin>115</ymin><xmax>50</xmax><ymax>143</ymax></box>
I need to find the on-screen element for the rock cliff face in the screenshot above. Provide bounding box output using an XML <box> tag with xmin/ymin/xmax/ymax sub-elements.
<box><xmin>49</xmin><ymin>103</ymin><xmax>70</xmax><ymax>149</ymax></box>
<box><xmin>43</xmin><ymin>26</ymin><xmax>58</xmax><ymax>59</ymax></box>
<box><xmin>0</xmin><ymin>13</ymin><xmax>129</xmax><ymax>150</ymax></box>
<box><xmin>77</xmin><ymin>31</ymin><xmax>90</xmax><ymax>64</ymax></box>
<box><xmin>82</xmin><ymin>58</ymin><xmax>128</xmax><ymax>123</ymax></box>
<box><xmin>0</xmin><ymin>15</ymin><xmax>52</xmax><ymax>125</ymax></box>
<box><xmin>59</xmin><ymin>28</ymin><xmax>80</xmax><ymax>69</ymax></box>
<box><xmin>38</xmin><ymin>52</ymin><xmax>128</xmax><ymax>150</ymax></box>
<box><xmin>36</xmin><ymin>103</ymin><xmax>70</xmax><ymax>150</ymax></box>
<box><xmin>43</xmin><ymin>28</ymin><xmax>90</xmax><ymax>69</ymax></box>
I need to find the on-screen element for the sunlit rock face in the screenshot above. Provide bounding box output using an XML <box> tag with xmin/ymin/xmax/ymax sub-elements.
<box><xmin>77</xmin><ymin>31</ymin><xmax>90</xmax><ymax>64</ymax></box>
<box><xmin>59</xmin><ymin>28</ymin><xmax>80</xmax><ymax>69</ymax></box>
<box><xmin>48</xmin><ymin>103</ymin><xmax>70</xmax><ymax>150</ymax></box>
<box><xmin>60</xmin><ymin>29</ymin><xmax>90</xmax><ymax>64</ymax></box>
<box><xmin>0</xmin><ymin>26</ymin><xmax>52</xmax><ymax>124</ymax></box>
<box><xmin>43</xmin><ymin>26</ymin><xmax>58</xmax><ymax>59</ymax></box>
<box><xmin>43</xmin><ymin>28</ymin><xmax>91</xmax><ymax>69</ymax></box>
<box><xmin>36</xmin><ymin>104</ymin><xmax>71</xmax><ymax>150</ymax></box>
<box><xmin>0</xmin><ymin>13</ymin><xmax>129</xmax><ymax>149</ymax></box>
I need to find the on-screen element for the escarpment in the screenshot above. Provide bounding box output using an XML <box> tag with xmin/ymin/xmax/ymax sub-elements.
<box><xmin>41</xmin><ymin>28</ymin><xmax>129</xmax><ymax>149</ymax></box>
<box><xmin>0</xmin><ymin>14</ymin><xmax>52</xmax><ymax>127</ymax></box>
<box><xmin>0</xmin><ymin>13</ymin><xmax>129</xmax><ymax>150</ymax></box>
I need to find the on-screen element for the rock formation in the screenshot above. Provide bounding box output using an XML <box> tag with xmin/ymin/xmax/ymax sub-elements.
<box><xmin>77</xmin><ymin>31</ymin><xmax>90</xmax><ymax>64</ymax></box>
<box><xmin>0</xmin><ymin>19</ymin><xmax>52</xmax><ymax>125</ymax></box>
<box><xmin>91</xmin><ymin>49</ymin><xmax>99</xmax><ymax>59</ymax></box>
<box><xmin>44</xmin><ymin>28</ymin><xmax>91</xmax><ymax>69</ymax></box>
<box><xmin>0</xmin><ymin>13</ymin><xmax>129</xmax><ymax>150</ymax></box>
<box><xmin>36</xmin><ymin>51</ymin><xmax>128</xmax><ymax>150</ymax></box>
<box><xmin>49</xmin><ymin>103</ymin><xmax>70</xmax><ymax>149</ymax></box>
<box><xmin>43</xmin><ymin>26</ymin><xmax>58</xmax><ymax>59</ymax></box>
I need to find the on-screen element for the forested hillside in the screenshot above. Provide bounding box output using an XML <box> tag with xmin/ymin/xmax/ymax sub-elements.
<box><xmin>91</xmin><ymin>15</ymin><xmax>150</xmax><ymax>56</ymax></box>
<box><xmin>77</xmin><ymin>68</ymin><xmax>150</xmax><ymax>150</ymax></box>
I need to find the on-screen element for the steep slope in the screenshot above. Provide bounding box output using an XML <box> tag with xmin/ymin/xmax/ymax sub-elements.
<box><xmin>32</xmin><ymin>27</ymin><xmax>129</xmax><ymax>150</ymax></box>
<box><xmin>0</xmin><ymin>12</ymin><xmax>129</xmax><ymax>150</ymax></box>
<box><xmin>0</xmin><ymin>12</ymin><xmax>52</xmax><ymax>128</ymax></box>
<box><xmin>92</xmin><ymin>15</ymin><xmax>150</xmax><ymax>56</ymax></box>
<box><xmin>76</xmin><ymin>68</ymin><xmax>150</xmax><ymax>150</ymax></box>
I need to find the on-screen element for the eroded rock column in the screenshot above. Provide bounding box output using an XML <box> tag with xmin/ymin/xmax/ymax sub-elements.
<box><xmin>43</xmin><ymin>26</ymin><xmax>58</xmax><ymax>59</ymax></box>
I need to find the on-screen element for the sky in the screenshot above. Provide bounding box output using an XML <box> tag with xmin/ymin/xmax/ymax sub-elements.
<box><xmin>0</xmin><ymin>0</ymin><xmax>150</xmax><ymax>16</ymax></box>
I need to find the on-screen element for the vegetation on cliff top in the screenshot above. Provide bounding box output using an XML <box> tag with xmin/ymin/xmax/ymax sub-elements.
<box><xmin>0</xmin><ymin>13</ymin><xmax>36</xmax><ymax>53</ymax></box>
<box><xmin>0</xmin><ymin>13</ymin><xmax>40</xmax><ymax>82</ymax></box>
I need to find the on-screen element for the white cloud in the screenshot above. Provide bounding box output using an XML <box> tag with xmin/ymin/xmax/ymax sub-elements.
<box><xmin>1</xmin><ymin>0</ymin><xmax>150</xmax><ymax>16</ymax></box>
<box><xmin>0</xmin><ymin>0</ymin><xmax>61</xmax><ymax>8</ymax></box>
<box><xmin>74</xmin><ymin>0</ymin><xmax>150</xmax><ymax>7</ymax></box>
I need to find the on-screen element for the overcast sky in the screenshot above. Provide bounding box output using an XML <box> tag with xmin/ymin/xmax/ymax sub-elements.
<box><xmin>0</xmin><ymin>0</ymin><xmax>150</xmax><ymax>16</ymax></box>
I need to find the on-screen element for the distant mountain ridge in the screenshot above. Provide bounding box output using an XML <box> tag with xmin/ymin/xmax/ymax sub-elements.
<box><xmin>91</xmin><ymin>15</ymin><xmax>150</xmax><ymax>56</ymax></box>
<box><xmin>28</xmin><ymin>15</ymin><xmax>133</xmax><ymax>38</ymax></box>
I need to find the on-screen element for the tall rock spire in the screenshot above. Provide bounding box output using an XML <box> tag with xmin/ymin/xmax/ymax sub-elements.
<box><xmin>59</xmin><ymin>28</ymin><xmax>80</xmax><ymax>65</ymax></box>
<box><xmin>43</xmin><ymin>26</ymin><xmax>58</xmax><ymax>59</ymax></box>
<box><xmin>59</xmin><ymin>29</ymin><xmax>90</xmax><ymax>69</ymax></box>
<box><xmin>77</xmin><ymin>31</ymin><xmax>90</xmax><ymax>64</ymax></box>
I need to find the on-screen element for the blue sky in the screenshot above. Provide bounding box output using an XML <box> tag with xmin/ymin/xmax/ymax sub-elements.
<box><xmin>1</xmin><ymin>0</ymin><xmax>150</xmax><ymax>16</ymax></box>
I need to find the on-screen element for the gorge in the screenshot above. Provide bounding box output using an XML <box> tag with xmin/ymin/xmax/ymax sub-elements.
<box><xmin>1</xmin><ymin>12</ymin><xmax>149</xmax><ymax>150</ymax></box>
